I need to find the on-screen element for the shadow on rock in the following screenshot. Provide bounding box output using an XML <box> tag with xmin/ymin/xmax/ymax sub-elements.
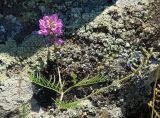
<box><xmin>0</xmin><ymin>0</ymin><xmax>117</xmax><ymax>57</ymax></box>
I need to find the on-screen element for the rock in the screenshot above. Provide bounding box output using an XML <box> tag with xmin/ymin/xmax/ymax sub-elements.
<box><xmin>125</xmin><ymin>42</ymin><xmax>130</xmax><ymax>48</ymax></box>
<box><xmin>127</xmin><ymin>51</ymin><xmax>144</xmax><ymax>68</ymax></box>
<box><xmin>0</xmin><ymin>14</ymin><xmax>3</xmax><ymax>19</ymax></box>
<box><xmin>0</xmin><ymin>15</ymin><xmax>22</xmax><ymax>41</ymax></box>
<box><xmin>38</xmin><ymin>5</ymin><xmax>46</xmax><ymax>13</ymax></box>
<box><xmin>115</xmin><ymin>38</ymin><xmax>124</xmax><ymax>44</ymax></box>
<box><xmin>108</xmin><ymin>107</ymin><xmax>123</xmax><ymax>118</ymax></box>
<box><xmin>0</xmin><ymin>49</ymin><xmax>17</xmax><ymax>80</ymax></box>
<box><xmin>24</xmin><ymin>100</ymin><xmax>96</xmax><ymax>118</ymax></box>
<box><xmin>0</xmin><ymin>25</ymin><xmax>6</xmax><ymax>43</ymax></box>
<box><xmin>117</xmin><ymin>66</ymin><xmax>156</xmax><ymax>117</ymax></box>
<box><xmin>0</xmin><ymin>25</ymin><xmax>5</xmax><ymax>33</ymax></box>
<box><xmin>0</xmin><ymin>0</ymin><xmax>159</xmax><ymax>117</ymax></box>
<box><xmin>0</xmin><ymin>77</ymin><xmax>33</xmax><ymax>118</ymax></box>
<box><xmin>0</xmin><ymin>34</ymin><xmax>49</xmax><ymax>79</ymax></box>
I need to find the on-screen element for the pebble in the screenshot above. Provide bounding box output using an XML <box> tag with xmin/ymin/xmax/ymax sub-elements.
<box><xmin>0</xmin><ymin>14</ymin><xmax>4</xmax><ymax>19</ymax></box>
<box><xmin>0</xmin><ymin>14</ymin><xmax>22</xmax><ymax>41</ymax></box>
<box><xmin>5</xmin><ymin>15</ymin><xmax>15</xmax><ymax>21</ymax></box>
<box><xmin>39</xmin><ymin>6</ymin><xmax>46</xmax><ymax>13</ymax></box>
<box><xmin>125</xmin><ymin>42</ymin><xmax>130</xmax><ymax>48</ymax></box>
<box><xmin>115</xmin><ymin>38</ymin><xmax>123</xmax><ymax>44</ymax></box>
<box><xmin>0</xmin><ymin>26</ymin><xmax>5</xmax><ymax>33</ymax></box>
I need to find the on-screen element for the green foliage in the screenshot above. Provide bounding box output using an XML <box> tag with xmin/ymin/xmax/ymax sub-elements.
<box><xmin>29</xmin><ymin>48</ymin><xmax>159</xmax><ymax>110</ymax></box>
<box><xmin>70</xmin><ymin>72</ymin><xmax>78</xmax><ymax>84</ymax></box>
<box><xmin>29</xmin><ymin>74</ymin><xmax>108</xmax><ymax>109</ymax></box>
<box><xmin>74</xmin><ymin>75</ymin><xmax>108</xmax><ymax>87</ymax></box>
<box><xmin>29</xmin><ymin>75</ymin><xmax>61</xmax><ymax>93</ymax></box>
<box><xmin>19</xmin><ymin>103</ymin><xmax>29</xmax><ymax>118</ymax></box>
<box><xmin>53</xmin><ymin>99</ymin><xmax>80</xmax><ymax>110</ymax></box>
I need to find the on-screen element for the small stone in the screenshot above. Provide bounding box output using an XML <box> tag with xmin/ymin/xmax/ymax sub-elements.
<box><xmin>65</xmin><ymin>1</ymin><xmax>72</xmax><ymax>7</ymax></box>
<box><xmin>0</xmin><ymin>26</ymin><xmax>5</xmax><ymax>33</ymax></box>
<box><xmin>118</xmin><ymin>23</ymin><xmax>124</xmax><ymax>28</ymax></box>
<box><xmin>39</xmin><ymin>6</ymin><xmax>46</xmax><ymax>13</ymax></box>
<box><xmin>115</xmin><ymin>38</ymin><xmax>124</xmax><ymax>44</ymax></box>
<box><xmin>5</xmin><ymin>15</ymin><xmax>16</xmax><ymax>23</ymax></box>
<box><xmin>0</xmin><ymin>14</ymin><xmax>4</xmax><ymax>19</ymax></box>
<box><xmin>120</xmin><ymin>98</ymin><xmax>124</xmax><ymax>102</ymax></box>
<box><xmin>125</xmin><ymin>42</ymin><xmax>130</xmax><ymax>48</ymax></box>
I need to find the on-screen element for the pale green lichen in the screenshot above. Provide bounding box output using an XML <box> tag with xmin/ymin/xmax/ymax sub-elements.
<box><xmin>0</xmin><ymin>34</ymin><xmax>56</xmax><ymax>80</ymax></box>
<box><xmin>0</xmin><ymin>53</ymin><xmax>16</xmax><ymax>80</ymax></box>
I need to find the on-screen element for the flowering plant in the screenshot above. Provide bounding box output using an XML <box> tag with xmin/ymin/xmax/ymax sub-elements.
<box><xmin>38</xmin><ymin>14</ymin><xmax>64</xmax><ymax>45</ymax></box>
<box><xmin>30</xmin><ymin>13</ymin><xmax>158</xmax><ymax>110</ymax></box>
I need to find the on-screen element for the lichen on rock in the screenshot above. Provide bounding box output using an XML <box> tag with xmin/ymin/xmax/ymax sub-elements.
<box><xmin>0</xmin><ymin>0</ymin><xmax>159</xmax><ymax>117</ymax></box>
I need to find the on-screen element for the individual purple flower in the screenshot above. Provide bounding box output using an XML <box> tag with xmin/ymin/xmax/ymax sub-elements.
<box><xmin>55</xmin><ymin>38</ymin><xmax>65</xmax><ymax>45</ymax></box>
<box><xmin>38</xmin><ymin>14</ymin><xmax>63</xmax><ymax>36</ymax></box>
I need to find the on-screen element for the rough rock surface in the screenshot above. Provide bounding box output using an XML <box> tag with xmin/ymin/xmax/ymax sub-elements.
<box><xmin>25</xmin><ymin>100</ymin><xmax>123</xmax><ymax>118</ymax></box>
<box><xmin>0</xmin><ymin>14</ymin><xmax>22</xmax><ymax>43</ymax></box>
<box><xmin>0</xmin><ymin>0</ymin><xmax>159</xmax><ymax>117</ymax></box>
<box><xmin>0</xmin><ymin>77</ymin><xmax>32</xmax><ymax>118</ymax></box>
<box><xmin>51</xmin><ymin>0</ymin><xmax>158</xmax><ymax>79</ymax></box>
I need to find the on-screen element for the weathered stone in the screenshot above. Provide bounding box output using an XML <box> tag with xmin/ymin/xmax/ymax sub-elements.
<box><xmin>0</xmin><ymin>14</ymin><xmax>22</xmax><ymax>42</ymax></box>
<box><xmin>0</xmin><ymin>77</ymin><xmax>33</xmax><ymax>118</ymax></box>
<box><xmin>0</xmin><ymin>0</ymin><xmax>159</xmax><ymax>117</ymax></box>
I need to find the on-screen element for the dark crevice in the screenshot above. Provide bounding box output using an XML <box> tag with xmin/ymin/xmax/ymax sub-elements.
<box><xmin>92</xmin><ymin>26</ymin><xmax>109</xmax><ymax>33</ymax></box>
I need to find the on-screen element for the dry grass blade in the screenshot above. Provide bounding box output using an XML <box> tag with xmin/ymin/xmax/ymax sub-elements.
<box><xmin>149</xmin><ymin>65</ymin><xmax>160</xmax><ymax>118</ymax></box>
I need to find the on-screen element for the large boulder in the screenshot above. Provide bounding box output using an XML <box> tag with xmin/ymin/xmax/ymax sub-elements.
<box><xmin>0</xmin><ymin>0</ymin><xmax>159</xmax><ymax>117</ymax></box>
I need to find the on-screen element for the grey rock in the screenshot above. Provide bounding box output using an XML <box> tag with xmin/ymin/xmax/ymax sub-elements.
<box><xmin>108</xmin><ymin>107</ymin><xmax>123</xmax><ymax>118</ymax></box>
<box><xmin>25</xmin><ymin>100</ymin><xmax>96</xmax><ymax>118</ymax></box>
<box><xmin>0</xmin><ymin>14</ymin><xmax>4</xmax><ymax>19</ymax></box>
<box><xmin>125</xmin><ymin>42</ymin><xmax>130</xmax><ymax>48</ymax></box>
<box><xmin>0</xmin><ymin>25</ymin><xmax>5</xmax><ymax>33</ymax></box>
<box><xmin>0</xmin><ymin>0</ymin><xmax>158</xmax><ymax>118</ymax></box>
<box><xmin>0</xmin><ymin>77</ymin><xmax>33</xmax><ymax>118</ymax></box>
<box><xmin>0</xmin><ymin>15</ymin><xmax>22</xmax><ymax>42</ymax></box>
<box><xmin>0</xmin><ymin>25</ymin><xmax>6</xmax><ymax>42</ymax></box>
<box><xmin>127</xmin><ymin>51</ymin><xmax>144</xmax><ymax>69</ymax></box>
<box><xmin>5</xmin><ymin>15</ymin><xmax>16</xmax><ymax>21</ymax></box>
<box><xmin>39</xmin><ymin>5</ymin><xmax>46</xmax><ymax>13</ymax></box>
<box><xmin>115</xmin><ymin>38</ymin><xmax>124</xmax><ymax>44</ymax></box>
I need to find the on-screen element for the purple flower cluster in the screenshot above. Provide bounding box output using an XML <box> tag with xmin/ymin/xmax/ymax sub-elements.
<box><xmin>38</xmin><ymin>14</ymin><xmax>64</xmax><ymax>45</ymax></box>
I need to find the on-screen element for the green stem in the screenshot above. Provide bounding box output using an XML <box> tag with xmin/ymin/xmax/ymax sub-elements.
<box><xmin>31</xmin><ymin>79</ymin><xmax>61</xmax><ymax>94</ymax></box>
<box><xmin>80</xmin><ymin>61</ymin><xmax>145</xmax><ymax>100</ymax></box>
